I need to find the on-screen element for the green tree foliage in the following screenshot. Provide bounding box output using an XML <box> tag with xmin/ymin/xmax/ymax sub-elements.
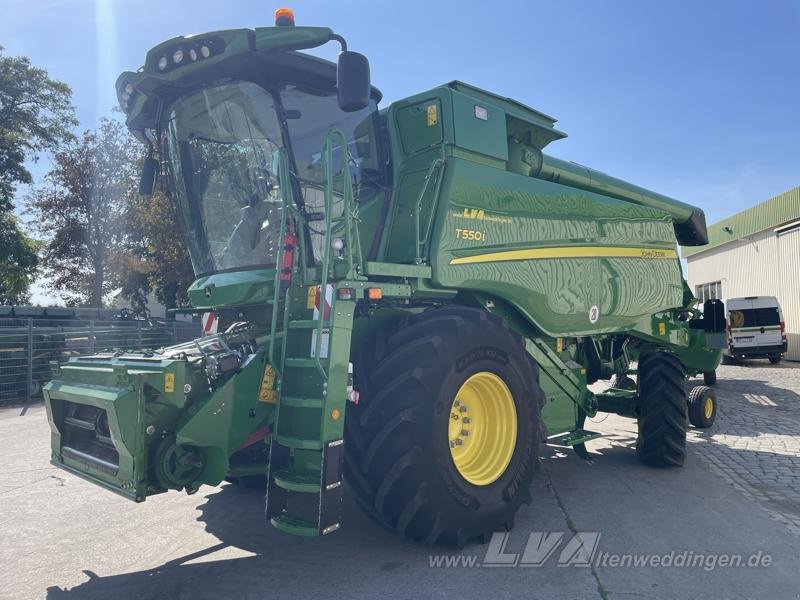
<box><xmin>27</xmin><ymin>119</ymin><xmax>139</xmax><ymax>307</ymax></box>
<box><xmin>123</xmin><ymin>190</ymin><xmax>194</xmax><ymax>318</ymax></box>
<box><xmin>0</xmin><ymin>212</ymin><xmax>38</xmax><ymax>304</ymax></box>
<box><xmin>0</xmin><ymin>45</ymin><xmax>77</xmax><ymax>303</ymax></box>
<box><xmin>0</xmin><ymin>45</ymin><xmax>77</xmax><ymax>210</ymax></box>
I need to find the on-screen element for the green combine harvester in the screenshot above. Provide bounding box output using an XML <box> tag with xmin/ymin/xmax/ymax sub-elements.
<box><xmin>43</xmin><ymin>9</ymin><xmax>725</xmax><ymax>545</ymax></box>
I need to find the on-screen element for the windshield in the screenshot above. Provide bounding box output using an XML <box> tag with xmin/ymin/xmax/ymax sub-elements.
<box><xmin>166</xmin><ymin>81</ymin><xmax>285</xmax><ymax>274</ymax></box>
<box><xmin>165</xmin><ymin>79</ymin><xmax>382</xmax><ymax>274</ymax></box>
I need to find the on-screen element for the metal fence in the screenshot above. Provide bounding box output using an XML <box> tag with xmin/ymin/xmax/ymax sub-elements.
<box><xmin>0</xmin><ymin>318</ymin><xmax>201</xmax><ymax>406</ymax></box>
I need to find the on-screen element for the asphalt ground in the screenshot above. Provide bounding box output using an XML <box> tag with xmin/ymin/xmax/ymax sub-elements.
<box><xmin>1</xmin><ymin>361</ymin><xmax>798</xmax><ymax>600</ymax></box>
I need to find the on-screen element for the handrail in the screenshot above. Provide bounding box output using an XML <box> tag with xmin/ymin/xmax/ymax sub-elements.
<box><xmin>309</xmin><ymin>129</ymin><xmax>359</xmax><ymax>379</ymax></box>
<box><xmin>414</xmin><ymin>158</ymin><xmax>445</xmax><ymax>263</ymax></box>
<box><xmin>268</xmin><ymin>149</ymin><xmax>293</xmax><ymax>372</ymax></box>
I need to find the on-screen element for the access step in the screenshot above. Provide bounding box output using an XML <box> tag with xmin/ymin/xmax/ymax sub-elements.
<box><xmin>280</xmin><ymin>396</ymin><xmax>324</xmax><ymax>409</ymax></box>
<box><xmin>283</xmin><ymin>357</ymin><xmax>329</xmax><ymax>369</ymax></box>
<box><xmin>273</xmin><ymin>468</ymin><xmax>321</xmax><ymax>493</ymax></box>
<box><xmin>287</xmin><ymin>320</ymin><xmax>331</xmax><ymax>330</ymax></box>
<box><xmin>548</xmin><ymin>429</ymin><xmax>603</xmax><ymax>447</ymax></box>
<box><xmin>275</xmin><ymin>434</ymin><xmax>324</xmax><ymax>450</ymax></box>
<box><xmin>270</xmin><ymin>514</ymin><xmax>321</xmax><ymax>538</ymax></box>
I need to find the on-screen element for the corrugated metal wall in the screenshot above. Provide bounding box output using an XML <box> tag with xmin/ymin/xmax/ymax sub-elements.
<box><xmin>686</xmin><ymin>225</ymin><xmax>799</xmax><ymax>361</ymax></box>
<box><xmin>777</xmin><ymin>227</ymin><xmax>800</xmax><ymax>360</ymax></box>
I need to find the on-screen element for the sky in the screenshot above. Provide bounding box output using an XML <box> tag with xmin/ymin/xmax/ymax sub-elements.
<box><xmin>2</xmin><ymin>0</ymin><xmax>799</xmax><ymax>303</ymax></box>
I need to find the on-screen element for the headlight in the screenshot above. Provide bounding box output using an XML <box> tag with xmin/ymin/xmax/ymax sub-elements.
<box><xmin>189</xmin><ymin>48</ymin><xmax>197</xmax><ymax>61</ymax></box>
<box><xmin>158</xmin><ymin>56</ymin><xmax>168</xmax><ymax>70</ymax></box>
<box><xmin>200</xmin><ymin>45</ymin><xmax>211</xmax><ymax>58</ymax></box>
<box><xmin>173</xmin><ymin>49</ymin><xmax>184</xmax><ymax>64</ymax></box>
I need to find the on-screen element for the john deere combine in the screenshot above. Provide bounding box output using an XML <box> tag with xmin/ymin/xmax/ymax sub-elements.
<box><xmin>43</xmin><ymin>9</ymin><xmax>725</xmax><ymax>545</ymax></box>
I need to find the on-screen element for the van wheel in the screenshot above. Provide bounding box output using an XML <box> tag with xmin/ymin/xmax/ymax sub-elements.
<box><xmin>769</xmin><ymin>355</ymin><xmax>781</xmax><ymax>364</ymax></box>
<box><xmin>703</xmin><ymin>370</ymin><xmax>717</xmax><ymax>385</ymax></box>
<box><xmin>688</xmin><ymin>386</ymin><xmax>716</xmax><ymax>428</ymax></box>
<box><xmin>636</xmin><ymin>351</ymin><xmax>687</xmax><ymax>467</ymax></box>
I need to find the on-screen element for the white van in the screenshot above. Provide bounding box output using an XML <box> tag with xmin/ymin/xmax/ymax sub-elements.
<box><xmin>726</xmin><ymin>296</ymin><xmax>787</xmax><ymax>363</ymax></box>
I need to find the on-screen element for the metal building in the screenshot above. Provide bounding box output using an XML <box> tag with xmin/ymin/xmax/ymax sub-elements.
<box><xmin>683</xmin><ymin>187</ymin><xmax>800</xmax><ymax>361</ymax></box>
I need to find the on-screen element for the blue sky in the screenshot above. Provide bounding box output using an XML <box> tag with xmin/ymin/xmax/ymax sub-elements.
<box><xmin>2</xmin><ymin>0</ymin><xmax>799</xmax><ymax>301</ymax></box>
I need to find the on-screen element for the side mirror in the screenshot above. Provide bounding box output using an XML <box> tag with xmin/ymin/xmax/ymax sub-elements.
<box><xmin>337</xmin><ymin>51</ymin><xmax>370</xmax><ymax>112</ymax></box>
<box><xmin>139</xmin><ymin>156</ymin><xmax>159</xmax><ymax>196</ymax></box>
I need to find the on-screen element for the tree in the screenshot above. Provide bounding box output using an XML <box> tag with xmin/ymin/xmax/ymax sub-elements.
<box><xmin>0</xmin><ymin>212</ymin><xmax>38</xmax><ymax>304</ymax></box>
<box><xmin>118</xmin><ymin>189</ymin><xmax>195</xmax><ymax>319</ymax></box>
<box><xmin>0</xmin><ymin>45</ymin><xmax>77</xmax><ymax>211</ymax></box>
<box><xmin>27</xmin><ymin>119</ymin><xmax>139</xmax><ymax>307</ymax></box>
<box><xmin>126</xmin><ymin>190</ymin><xmax>195</xmax><ymax>317</ymax></box>
<box><xmin>0</xmin><ymin>45</ymin><xmax>77</xmax><ymax>303</ymax></box>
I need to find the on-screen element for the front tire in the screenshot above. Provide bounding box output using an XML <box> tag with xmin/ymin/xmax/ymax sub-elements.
<box><xmin>345</xmin><ymin>307</ymin><xmax>542</xmax><ymax>546</ymax></box>
<box><xmin>769</xmin><ymin>355</ymin><xmax>781</xmax><ymax>364</ymax></box>
<box><xmin>636</xmin><ymin>351</ymin><xmax>687</xmax><ymax>467</ymax></box>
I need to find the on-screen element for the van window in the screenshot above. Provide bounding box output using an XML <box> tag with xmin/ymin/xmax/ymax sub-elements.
<box><xmin>729</xmin><ymin>308</ymin><xmax>781</xmax><ymax>328</ymax></box>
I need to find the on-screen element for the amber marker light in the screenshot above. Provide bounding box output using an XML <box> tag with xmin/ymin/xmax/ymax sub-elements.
<box><xmin>275</xmin><ymin>8</ymin><xmax>295</xmax><ymax>26</ymax></box>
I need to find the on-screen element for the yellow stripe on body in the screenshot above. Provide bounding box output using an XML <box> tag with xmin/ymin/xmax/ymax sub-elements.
<box><xmin>449</xmin><ymin>246</ymin><xmax>678</xmax><ymax>265</ymax></box>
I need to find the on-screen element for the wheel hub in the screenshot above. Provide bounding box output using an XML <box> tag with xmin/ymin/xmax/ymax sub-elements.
<box><xmin>448</xmin><ymin>372</ymin><xmax>517</xmax><ymax>486</ymax></box>
<box><xmin>704</xmin><ymin>396</ymin><xmax>714</xmax><ymax>420</ymax></box>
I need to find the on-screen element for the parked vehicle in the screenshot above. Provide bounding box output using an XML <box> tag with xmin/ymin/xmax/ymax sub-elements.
<box><xmin>43</xmin><ymin>10</ymin><xmax>724</xmax><ymax>544</ymax></box>
<box><xmin>726</xmin><ymin>296</ymin><xmax>787</xmax><ymax>363</ymax></box>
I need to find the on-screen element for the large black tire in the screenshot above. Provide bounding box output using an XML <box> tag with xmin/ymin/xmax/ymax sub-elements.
<box><xmin>769</xmin><ymin>355</ymin><xmax>782</xmax><ymax>364</ymax></box>
<box><xmin>703</xmin><ymin>370</ymin><xmax>717</xmax><ymax>385</ymax></box>
<box><xmin>688</xmin><ymin>385</ymin><xmax>716</xmax><ymax>428</ymax></box>
<box><xmin>610</xmin><ymin>375</ymin><xmax>637</xmax><ymax>390</ymax></box>
<box><xmin>345</xmin><ymin>306</ymin><xmax>542</xmax><ymax>546</ymax></box>
<box><xmin>636</xmin><ymin>351</ymin><xmax>687</xmax><ymax>467</ymax></box>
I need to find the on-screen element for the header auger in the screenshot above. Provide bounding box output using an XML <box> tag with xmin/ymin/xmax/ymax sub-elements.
<box><xmin>44</xmin><ymin>9</ymin><xmax>724</xmax><ymax>545</ymax></box>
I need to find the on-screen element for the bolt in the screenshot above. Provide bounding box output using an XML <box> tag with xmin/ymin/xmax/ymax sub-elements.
<box><xmin>146</xmin><ymin>425</ymin><xmax>155</xmax><ymax>435</ymax></box>
<box><xmin>454</xmin><ymin>400</ymin><xmax>460</xmax><ymax>407</ymax></box>
<box><xmin>450</xmin><ymin>441</ymin><xmax>456</xmax><ymax>448</ymax></box>
<box><xmin>454</xmin><ymin>439</ymin><xmax>463</xmax><ymax>446</ymax></box>
<box><xmin>461</xmin><ymin>430</ymin><xmax>470</xmax><ymax>436</ymax></box>
<box><xmin>463</xmin><ymin>417</ymin><xmax>471</xmax><ymax>424</ymax></box>
<box><xmin>459</xmin><ymin>406</ymin><xmax>468</xmax><ymax>413</ymax></box>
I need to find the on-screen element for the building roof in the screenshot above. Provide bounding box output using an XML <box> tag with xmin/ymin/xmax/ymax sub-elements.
<box><xmin>682</xmin><ymin>186</ymin><xmax>800</xmax><ymax>258</ymax></box>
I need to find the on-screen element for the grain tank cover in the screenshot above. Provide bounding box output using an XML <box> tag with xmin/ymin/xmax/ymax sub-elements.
<box><xmin>442</xmin><ymin>82</ymin><xmax>709</xmax><ymax>246</ymax></box>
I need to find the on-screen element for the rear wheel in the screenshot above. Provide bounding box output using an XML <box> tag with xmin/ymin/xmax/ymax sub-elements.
<box><xmin>769</xmin><ymin>355</ymin><xmax>781</xmax><ymax>364</ymax></box>
<box><xmin>703</xmin><ymin>370</ymin><xmax>717</xmax><ymax>385</ymax></box>
<box><xmin>636</xmin><ymin>351</ymin><xmax>687</xmax><ymax>467</ymax></box>
<box><xmin>345</xmin><ymin>306</ymin><xmax>542</xmax><ymax>546</ymax></box>
<box><xmin>688</xmin><ymin>385</ymin><xmax>716</xmax><ymax>428</ymax></box>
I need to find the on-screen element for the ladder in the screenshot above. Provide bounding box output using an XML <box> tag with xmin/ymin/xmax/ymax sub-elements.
<box><xmin>266</xmin><ymin>284</ymin><xmax>354</xmax><ymax>536</ymax></box>
<box><xmin>265</xmin><ymin>132</ymin><xmax>360</xmax><ymax>536</ymax></box>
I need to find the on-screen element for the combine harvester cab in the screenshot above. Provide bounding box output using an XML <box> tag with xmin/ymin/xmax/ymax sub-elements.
<box><xmin>45</xmin><ymin>9</ymin><xmax>726</xmax><ymax>544</ymax></box>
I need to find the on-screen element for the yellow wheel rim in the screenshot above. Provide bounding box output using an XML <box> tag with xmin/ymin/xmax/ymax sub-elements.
<box><xmin>704</xmin><ymin>396</ymin><xmax>714</xmax><ymax>420</ymax></box>
<box><xmin>448</xmin><ymin>372</ymin><xmax>517</xmax><ymax>486</ymax></box>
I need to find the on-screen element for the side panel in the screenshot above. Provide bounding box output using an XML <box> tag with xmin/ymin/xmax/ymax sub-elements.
<box><xmin>430</xmin><ymin>158</ymin><xmax>685</xmax><ymax>336</ymax></box>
